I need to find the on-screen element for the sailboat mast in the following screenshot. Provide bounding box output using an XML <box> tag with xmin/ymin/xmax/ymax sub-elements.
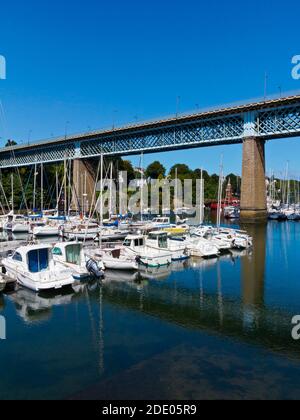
<box><xmin>33</xmin><ymin>163</ymin><xmax>37</xmax><ymax>212</ymax></box>
<box><xmin>200</xmin><ymin>169</ymin><xmax>204</xmax><ymax>225</ymax></box>
<box><xmin>11</xmin><ymin>173</ymin><xmax>14</xmax><ymax>213</ymax></box>
<box><xmin>64</xmin><ymin>157</ymin><xmax>67</xmax><ymax>216</ymax></box>
<box><xmin>217</xmin><ymin>158</ymin><xmax>224</xmax><ymax>230</ymax></box>
<box><xmin>140</xmin><ymin>153</ymin><xmax>144</xmax><ymax>222</ymax></box>
<box><xmin>100</xmin><ymin>153</ymin><xmax>104</xmax><ymax>227</ymax></box>
<box><xmin>109</xmin><ymin>161</ymin><xmax>113</xmax><ymax>218</ymax></box>
<box><xmin>56</xmin><ymin>169</ymin><xmax>59</xmax><ymax>211</ymax></box>
<box><xmin>41</xmin><ymin>162</ymin><xmax>44</xmax><ymax>212</ymax></box>
<box><xmin>175</xmin><ymin>168</ymin><xmax>178</xmax><ymax>216</ymax></box>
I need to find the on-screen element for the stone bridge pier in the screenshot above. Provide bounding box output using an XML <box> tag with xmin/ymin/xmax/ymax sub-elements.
<box><xmin>240</xmin><ymin>137</ymin><xmax>267</xmax><ymax>222</ymax></box>
<box><xmin>72</xmin><ymin>159</ymin><xmax>96</xmax><ymax>214</ymax></box>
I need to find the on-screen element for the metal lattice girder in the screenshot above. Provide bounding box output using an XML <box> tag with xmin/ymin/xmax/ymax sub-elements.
<box><xmin>79</xmin><ymin>115</ymin><xmax>244</xmax><ymax>159</ymax></box>
<box><xmin>256</xmin><ymin>104</ymin><xmax>300</xmax><ymax>137</ymax></box>
<box><xmin>1</xmin><ymin>94</ymin><xmax>300</xmax><ymax>168</ymax></box>
<box><xmin>0</xmin><ymin>143</ymin><xmax>76</xmax><ymax>168</ymax></box>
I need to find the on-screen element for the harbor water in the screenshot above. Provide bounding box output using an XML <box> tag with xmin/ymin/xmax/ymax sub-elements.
<box><xmin>1</xmin><ymin>220</ymin><xmax>300</xmax><ymax>400</ymax></box>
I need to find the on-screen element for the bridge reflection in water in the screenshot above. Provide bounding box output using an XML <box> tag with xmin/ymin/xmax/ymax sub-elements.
<box><xmin>4</xmin><ymin>222</ymin><xmax>300</xmax><ymax>399</ymax></box>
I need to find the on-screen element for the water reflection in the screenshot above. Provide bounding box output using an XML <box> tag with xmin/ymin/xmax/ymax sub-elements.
<box><xmin>8</xmin><ymin>288</ymin><xmax>75</xmax><ymax>324</ymax></box>
<box><xmin>241</xmin><ymin>224</ymin><xmax>266</xmax><ymax>330</ymax></box>
<box><xmin>1</xmin><ymin>222</ymin><xmax>300</xmax><ymax>399</ymax></box>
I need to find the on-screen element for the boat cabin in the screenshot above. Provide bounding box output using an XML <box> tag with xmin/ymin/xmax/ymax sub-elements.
<box><xmin>152</xmin><ymin>217</ymin><xmax>170</xmax><ymax>226</ymax></box>
<box><xmin>52</xmin><ymin>242</ymin><xmax>83</xmax><ymax>266</ymax></box>
<box><xmin>123</xmin><ymin>235</ymin><xmax>146</xmax><ymax>249</ymax></box>
<box><xmin>12</xmin><ymin>245</ymin><xmax>52</xmax><ymax>273</ymax></box>
<box><xmin>147</xmin><ymin>231</ymin><xmax>168</xmax><ymax>249</ymax></box>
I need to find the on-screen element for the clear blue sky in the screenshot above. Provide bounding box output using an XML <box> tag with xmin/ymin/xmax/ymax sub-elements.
<box><xmin>0</xmin><ymin>0</ymin><xmax>300</xmax><ymax>176</ymax></box>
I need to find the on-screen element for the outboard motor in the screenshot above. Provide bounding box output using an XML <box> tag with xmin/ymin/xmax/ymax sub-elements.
<box><xmin>86</xmin><ymin>259</ymin><xmax>105</xmax><ymax>279</ymax></box>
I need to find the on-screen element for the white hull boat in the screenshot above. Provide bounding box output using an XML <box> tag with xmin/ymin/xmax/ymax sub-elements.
<box><xmin>2</xmin><ymin>244</ymin><xmax>74</xmax><ymax>292</ymax></box>
<box><xmin>171</xmin><ymin>236</ymin><xmax>219</xmax><ymax>258</ymax></box>
<box><xmin>146</xmin><ymin>231</ymin><xmax>190</xmax><ymax>262</ymax></box>
<box><xmin>123</xmin><ymin>235</ymin><xmax>172</xmax><ymax>268</ymax></box>
<box><xmin>32</xmin><ymin>225</ymin><xmax>60</xmax><ymax>237</ymax></box>
<box><xmin>62</xmin><ymin>223</ymin><xmax>100</xmax><ymax>241</ymax></box>
<box><xmin>87</xmin><ymin>247</ymin><xmax>139</xmax><ymax>271</ymax></box>
<box><xmin>52</xmin><ymin>242</ymin><xmax>94</xmax><ymax>280</ymax></box>
<box><xmin>216</xmin><ymin>229</ymin><xmax>253</xmax><ymax>249</ymax></box>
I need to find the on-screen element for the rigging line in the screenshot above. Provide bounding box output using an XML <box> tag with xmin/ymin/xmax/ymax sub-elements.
<box><xmin>0</xmin><ymin>169</ymin><xmax>11</xmax><ymax>211</ymax></box>
<box><xmin>88</xmin><ymin>160</ymin><xmax>101</xmax><ymax>222</ymax></box>
<box><xmin>82</xmin><ymin>159</ymin><xmax>102</xmax><ymax>244</ymax></box>
<box><xmin>56</xmin><ymin>168</ymin><xmax>68</xmax><ymax>213</ymax></box>
<box><xmin>69</xmin><ymin>165</ymin><xmax>81</xmax><ymax>214</ymax></box>
<box><xmin>8</xmin><ymin>147</ymin><xmax>30</xmax><ymax>212</ymax></box>
<box><xmin>43</xmin><ymin>166</ymin><xmax>56</xmax><ymax>209</ymax></box>
<box><xmin>19</xmin><ymin>166</ymin><xmax>34</xmax><ymax>211</ymax></box>
<box><xmin>62</xmin><ymin>159</ymin><xmax>75</xmax><ymax>214</ymax></box>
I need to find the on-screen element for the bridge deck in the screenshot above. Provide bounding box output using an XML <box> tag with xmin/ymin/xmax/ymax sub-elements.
<box><xmin>1</xmin><ymin>92</ymin><xmax>300</xmax><ymax>168</ymax></box>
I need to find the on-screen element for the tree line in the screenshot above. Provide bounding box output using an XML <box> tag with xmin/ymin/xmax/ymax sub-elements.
<box><xmin>0</xmin><ymin>141</ymin><xmax>240</xmax><ymax>212</ymax></box>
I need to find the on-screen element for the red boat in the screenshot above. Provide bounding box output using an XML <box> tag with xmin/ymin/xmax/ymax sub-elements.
<box><xmin>210</xmin><ymin>179</ymin><xmax>240</xmax><ymax>210</ymax></box>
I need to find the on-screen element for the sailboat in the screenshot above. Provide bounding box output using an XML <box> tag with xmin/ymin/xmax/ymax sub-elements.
<box><xmin>3</xmin><ymin>175</ymin><xmax>30</xmax><ymax>233</ymax></box>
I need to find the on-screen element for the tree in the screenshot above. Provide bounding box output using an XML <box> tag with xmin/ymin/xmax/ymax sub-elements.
<box><xmin>119</xmin><ymin>159</ymin><xmax>135</xmax><ymax>183</ymax></box>
<box><xmin>5</xmin><ymin>139</ymin><xmax>17</xmax><ymax>147</ymax></box>
<box><xmin>169</xmin><ymin>164</ymin><xmax>193</xmax><ymax>178</ymax></box>
<box><xmin>145</xmin><ymin>161</ymin><xmax>166</xmax><ymax>179</ymax></box>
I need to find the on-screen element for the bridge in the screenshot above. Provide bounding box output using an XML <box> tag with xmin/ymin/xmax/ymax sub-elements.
<box><xmin>2</xmin><ymin>93</ymin><xmax>300</xmax><ymax>220</ymax></box>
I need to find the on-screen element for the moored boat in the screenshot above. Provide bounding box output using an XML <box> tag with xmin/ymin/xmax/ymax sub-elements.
<box><xmin>1</xmin><ymin>244</ymin><xmax>74</xmax><ymax>292</ymax></box>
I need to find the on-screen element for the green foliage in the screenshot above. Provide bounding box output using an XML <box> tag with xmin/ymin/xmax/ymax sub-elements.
<box><xmin>145</xmin><ymin>161</ymin><xmax>166</xmax><ymax>179</ymax></box>
<box><xmin>5</xmin><ymin>139</ymin><xmax>17</xmax><ymax>147</ymax></box>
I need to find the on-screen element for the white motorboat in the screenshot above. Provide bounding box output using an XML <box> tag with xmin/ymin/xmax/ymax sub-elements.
<box><xmin>146</xmin><ymin>231</ymin><xmax>190</xmax><ymax>261</ymax></box>
<box><xmin>62</xmin><ymin>222</ymin><xmax>100</xmax><ymax>241</ymax></box>
<box><xmin>4</xmin><ymin>214</ymin><xmax>30</xmax><ymax>233</ymax></box>
<box><xmin>216</xmin><ymin>228</ymin><xmax>253</xmax><ymax>249</ymax></box>
<box><xmin>148</xmin><ymin>217</ymin><xmax>172</xmax><ymax>230</ymax></box>
<box><xmin>86</xmin><ymin>247</ymin><xmax>139</xmax><ymax>271</ymax></box>
<box><xmin>1</xmin><ymin>244</ymin><xmax>74</xmax><ymax>292</ymax></box>
<box><xmin>123</xmin><ymin>234</ymin><xmax>172</xmax><ymax>268</ymax></box>
<box><xmin>52</xmin><ymin>242</ymin><xmax>93</xmax><ymax>280</ymax></box>
<box><xmin>190</xmin><ymin>227</ymin><xmax>232</xmax><ymax>252</ymax></box>
<box><xmin>96</xmin><ymin>227</ymin><xmax>129</xmax><ymax>242</ymax></box>
<box><xmin>224</xmin><ymin>206</ymin><xmax>240</xmax><ymax>219</ymax></box>
<box><xmin>32</xmin><ymin>224</ymin><xmax>60</xmax><ymax>238</ymax></box>
<box><xmin>170</xmin><ymin>236</ymin><xmax>220</xmax><ymax>258</ymax></box>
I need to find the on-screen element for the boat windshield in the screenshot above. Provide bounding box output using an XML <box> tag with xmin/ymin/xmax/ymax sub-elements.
<box><xmin>148</xmin><ymin>234</ymin><xmax>158</xmax><ymax>240</ymax></box>
<box><xmin>66</xmin><ymin>244</ymin><xmax>81</xmax><ymax>265</ymax></box>
<box><xmin>28</xmin><ymin>249</ymin><xmax>49</xmax><ymax>273</ymax></box>
<box><xmin>158</xmin><ymin>235</ymin><xmax>168</xmax><ymax>249</ymax></box>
